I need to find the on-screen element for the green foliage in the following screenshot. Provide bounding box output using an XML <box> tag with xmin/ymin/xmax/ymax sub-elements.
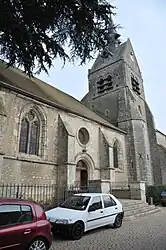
<box><xmin>146</xmin><ymin>185</ymin><xmax>166</xmax><ymax>204</ymax></box>
<box><xmin>0</xmin><ymin>0</ymin><xmax>118</xmax><ymax>76</ymax></box>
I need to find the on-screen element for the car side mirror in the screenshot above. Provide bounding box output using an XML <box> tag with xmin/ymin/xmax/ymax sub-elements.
<box><xmin>88</xmin><ymin>205</ymin><xmax>96</xmax><ymax>212</ymax></box>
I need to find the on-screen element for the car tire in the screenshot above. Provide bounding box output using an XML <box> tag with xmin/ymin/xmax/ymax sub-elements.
<box><xmin>70</xmin><ymin>222</ymin><xmax>84</xmax><ymax>240</ymax></box>
<box><xmin>27</xmin><ymin>237</ymin><xmax>48</xmax><ymax>250</ymax></box>
<box><xmin>113</xmin><ymin>214</ymin><xmax>122</xmax><ymax>228</ymax></box>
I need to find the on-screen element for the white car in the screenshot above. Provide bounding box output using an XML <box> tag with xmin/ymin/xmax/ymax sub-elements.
<box><xmin>46</xmin><ymin>193</ymin><xmax>124</xmax><ymax>240</ymax></box>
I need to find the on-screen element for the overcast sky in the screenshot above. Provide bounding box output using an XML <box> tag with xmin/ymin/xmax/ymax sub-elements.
<box><xmin>39</xmin><ymin>0</ymin><xmax>166</xmax><ymax>133</ymax></box>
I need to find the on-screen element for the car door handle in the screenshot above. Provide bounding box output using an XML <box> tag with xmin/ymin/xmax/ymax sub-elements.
<box><xmin>24</xmin><ymin>229</ymin><xmax>32</xmax><ymax>235</ymax></box>
<box><xmin>115</xmin><ymin>207</ymin><xmax>118</xmax><ymax>210</ymax></box>
<box><xmin>100</xmin><ymin>211</ymin><xmax>104</xmax><ymax>213</ymax></box>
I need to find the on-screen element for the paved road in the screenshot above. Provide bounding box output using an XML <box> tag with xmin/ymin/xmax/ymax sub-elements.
<box><xmin>50</xmin><ymin>208</ymin><xmax>166</xmax><ymax>250</ymax></box>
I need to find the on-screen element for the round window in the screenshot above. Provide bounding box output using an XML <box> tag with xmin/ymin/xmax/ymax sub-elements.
<box><xmin>78</xmin><ymin>128</ymin><xmax>90</xmax><ymax>145</ymax></box>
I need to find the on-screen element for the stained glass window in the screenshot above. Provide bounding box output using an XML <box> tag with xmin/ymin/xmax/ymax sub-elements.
<box><xmin>113</xmin><ymin>142</ymin><xmax>119</xmax><ymax>168</ymax></box>
<box><xmin>19</xmin><ymin>110</ymin><xmax>40</xmax><ymax>155</ymax></box>
<box><xmin>19</xmin><ymin>118</ymin><xmax>29</xmax><ymax>153</ymax></box>
<box><xmin>29</xmin><ymin>120</ymin><xmax>39</xmax><ymax>155</ymax></box>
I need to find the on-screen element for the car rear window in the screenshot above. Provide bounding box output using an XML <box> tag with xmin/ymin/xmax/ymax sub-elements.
<box><xmin>0</xmin><ymin>204</ymin><xmax>33</xmax><ymax>227</ymax></box>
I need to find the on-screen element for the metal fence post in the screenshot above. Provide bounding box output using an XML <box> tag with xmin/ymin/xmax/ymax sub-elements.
<box><xmin>16</xmin><ymin>185</ymin><xmax>19</xmax><ymax>198</ymax></box>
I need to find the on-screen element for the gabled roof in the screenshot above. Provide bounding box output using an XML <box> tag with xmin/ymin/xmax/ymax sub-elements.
<box><xmin>90</xmin><ymin>40</ymin><xmax>128</xmax><ymax>73</ymax></box>
<box><xmin>0</xmin><ymin>61</ymin><xmax>125</xmax><ymax>134</ymax></box>
<box><xmin>90</xmin><ymin>39</ymin><xmax>141</xmax><ymax>77</ymax></box>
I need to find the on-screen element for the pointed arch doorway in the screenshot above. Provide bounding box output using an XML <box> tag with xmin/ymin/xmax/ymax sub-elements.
<box><xmin>76</xmin><ymin>160</ymin><xmax>88</xmax><ymax>187</ymax></box>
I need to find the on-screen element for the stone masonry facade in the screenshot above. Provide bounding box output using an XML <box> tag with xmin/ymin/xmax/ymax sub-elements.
<box><xmin>82</xmin><ymin>38</ymin><xmax>166</xmax><ymax>186</ymax></box>
<box><xmin>0</xmin><ymin>81</ymin><xmax>128</xmax><ymax>188</ymax></box>
<box><xmin>0</xmin><ymin>34</ymin><xmax>166</xmax><ymax>191</ymax></box>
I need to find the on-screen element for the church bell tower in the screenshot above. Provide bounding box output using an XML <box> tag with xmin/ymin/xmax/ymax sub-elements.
<box><xmin>82</xmin><ymin>18</ymin><xmax>154</xmax><ymax>185</ymax></box>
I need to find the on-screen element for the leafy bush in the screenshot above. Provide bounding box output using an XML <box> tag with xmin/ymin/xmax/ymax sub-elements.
<box><xmin>146</xmin><ymin>185</ymin><xmax>166</xmax><ymax>204</ymax></box>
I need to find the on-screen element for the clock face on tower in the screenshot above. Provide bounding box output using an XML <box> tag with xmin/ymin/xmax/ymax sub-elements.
<box><xmin>130</xmin><ymin>52</ymin><xmax>134</xmax><ymax>62</ymax></box>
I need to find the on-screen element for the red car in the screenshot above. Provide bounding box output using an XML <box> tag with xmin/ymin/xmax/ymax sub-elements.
<box><xmin>0</xmin><ymin>198</ymin><xmax>53</xmax><ymax>250</ymax></box>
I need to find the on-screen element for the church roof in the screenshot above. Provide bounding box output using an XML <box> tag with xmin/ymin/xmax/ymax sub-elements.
<box><xmin>0</xmin><ymin>61</ymin><xmax>125</xmax><ymax>134</ymax></box>
<box><xmin>90</xmin><ymin>38</ymin><xmax>141</xmax><ymax>77</ymax></box>
<box><xmin>90</xmin><ymin>40</ymin><xmax>127</xmax><ymax>73</ymax></box>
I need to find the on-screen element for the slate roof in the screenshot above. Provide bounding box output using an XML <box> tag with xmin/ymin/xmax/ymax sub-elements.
<box><xmin>0</xmin><ymin>61</ymin><xmax>125</xmax><ymax>134</ymax></box>
<box><xmin>90</xmin><ymin>40</ymin><xmax>128</xmax><ymax>73</ymax></box>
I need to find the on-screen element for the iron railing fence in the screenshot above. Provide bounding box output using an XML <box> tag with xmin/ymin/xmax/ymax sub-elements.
<box><xmin>0</xmin><ymin>183</ymin><xmax>101</xmax><ymax>209</ymax></box>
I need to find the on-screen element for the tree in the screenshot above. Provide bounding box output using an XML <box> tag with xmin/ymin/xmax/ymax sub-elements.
<box><xmin>0</xmin><ymin>0</ymin><xmax>118</xmax><ymax>76</ymax></box>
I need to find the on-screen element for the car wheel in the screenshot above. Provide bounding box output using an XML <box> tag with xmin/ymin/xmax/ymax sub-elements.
<box><xmin>161</xmin><ymin>202</ymin><xmax>166</xmax><ymax>207</ymax></box>
<box><xmin>113</xmin><ymin>214</ymin><xmax>122</xmax><ymax>228</ymax></box>
<box><xmin>28</xmin><ymin>238</ymin><xmax>48</xmax><ymax>250</ymax></box>
<box><xmin>70</xmin><ymin>222</ymin><xmax>84</xmax><ymax>240</ymax></box>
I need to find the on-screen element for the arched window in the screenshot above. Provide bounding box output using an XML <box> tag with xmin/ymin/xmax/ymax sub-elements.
<box><xmin>19</xmin><ymin>117</ymin><xmax>29</xmax><ymax>153</ymax></box>
<box><xmin>19</xmin><ymin>110</ymin><xmax>40</xmax><ymax>155</ymax></box>
<box><xmin>113</xmin><ymin>141</ymin><xmax>119</xmax><ymax>168</ymax></box>
<box><xmin>113</xmin><ymin>139</ymin><xmax>124</xmax><ymax>170</ymax></box>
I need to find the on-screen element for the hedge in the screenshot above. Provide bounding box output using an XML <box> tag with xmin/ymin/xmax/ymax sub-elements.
<box><xmin>146</xmin><ymin>185</ymin><xmax>166</xmax><ymax>204</ymax></box>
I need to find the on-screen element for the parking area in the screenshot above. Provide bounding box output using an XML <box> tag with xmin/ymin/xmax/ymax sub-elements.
<box><xmin>50</xmin><ymin>207</ymin><xmax>166</xmax><ymax>250</ymax></box>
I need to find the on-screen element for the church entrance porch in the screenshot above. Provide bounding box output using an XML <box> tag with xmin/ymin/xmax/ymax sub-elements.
<box><xmin>75</xmin><ymin>160</ymin><xmax>88</xmax><ymax>188</ymax></box>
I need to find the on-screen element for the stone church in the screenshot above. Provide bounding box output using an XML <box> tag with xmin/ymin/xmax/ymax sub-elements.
<box><xmin>0</xmin><ymin>29</ymin><xmax>166</xmax><ymax>193</ymax></box>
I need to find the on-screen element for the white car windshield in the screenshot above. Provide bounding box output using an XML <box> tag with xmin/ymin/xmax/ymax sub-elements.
<box><xmin>59</xmin><ymin>195</ymin><xmax>91</xmax><ymax>211</ymax></box>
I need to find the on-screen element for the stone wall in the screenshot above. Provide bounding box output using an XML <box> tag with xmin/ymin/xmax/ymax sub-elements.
<box><xmin>117</xmin><ymin>86</ymin><xmax>153</xmax><ymax>185</ymax></box>
<box><xmin>118</xmin><ymin>120</ymin><xmax>136</xmax><ymax>182</ymax></box>
<box><xmin>99</xmin><ymin>129</ymin><xmax>109</xmax><ymax>180</ymax></box>
<box><xmin>0</xmin><ymin>156</ymin><xmax>57</xmax><ymax>184</ymax></box>
<box><xmin>0</xmin><ymin>86</ymin><xmax>128</xmax><ymax>186</ymax></box>
<box><xmin>82</xmin><ymin>45</ymin><xmax>154</xmax><ymax>186</ymax></box>
<box><xmin>55</xmin><ymin>115</ymin><xmax>68</xmax><ymax>186</ymax></box>
<box><xmin>145</xmin><ymin>104</ymin><xmax>162</xmax><ymax>184</ymax></box>
<box><xmin>82</xmin><ymin>60</ymin><xmax>125</xmax><ymax>126</ymax></box>
<box><xmin>0</xmin><ymin>89</ymin><xmax>7</xmax><ymax>154</ymax></box>
<box><xmin>131</xmin><ymin>119</ymin><xmax>153</xmax><ymax>185</ymax></box>
<box><xmin>101</xmin><ymin>127</ymin><xmax>128</xmax><ymax>184</ymax></box>
<box><xmin>158</xmin><ymin>145</ymin><xmax>166</xmax><ymax>184</ymax></box>
<box><xmin>156</xmin><ymin>130</ymin><xmax>166</xmax><ymax>148</ymax></box>
<box><xmin>155</xmin><ymin>130</ymin><xmax>166</xmax><ymax>184</ymax></box>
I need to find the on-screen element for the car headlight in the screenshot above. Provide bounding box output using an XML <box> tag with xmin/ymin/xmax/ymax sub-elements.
<box><xmin>56</xmin><ymin>219</ymin><xmax>69</xmax><ymax>224</ymax></box>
